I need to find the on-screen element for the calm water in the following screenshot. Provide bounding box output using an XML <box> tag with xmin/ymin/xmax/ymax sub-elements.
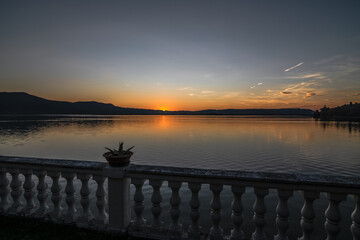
<box><xmin>1</xmin><ymin>115</ymin><xmax>359</xmax><ymax>177</ymax></box>
<box><xmin>1</xmin><ymin>115</ymin><xmax>359</xmax><ymax>239</ymax></box>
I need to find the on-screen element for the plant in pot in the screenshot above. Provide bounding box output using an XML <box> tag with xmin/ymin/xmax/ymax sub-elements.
<box><xmin>103</xmin><ymin>142</ymin><xmax>134</xmax><ymax>167</ymax></box>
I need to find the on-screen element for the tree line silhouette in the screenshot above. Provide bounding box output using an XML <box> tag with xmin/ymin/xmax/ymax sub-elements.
<box><xmin>313</xmin><ymin>102</ymin><xmax>360</xmax><ymax>120</ymax></box>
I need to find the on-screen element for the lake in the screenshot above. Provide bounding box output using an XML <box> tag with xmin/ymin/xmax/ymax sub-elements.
<box><xmin>0</xmin><ymin>115</ymin><xmax>359</xmax><ymax>177</ymax></box>
<box><xmin>0</xmin><ymin>115</ymin><xmax>359</xmax><ymax>239</ymax></box>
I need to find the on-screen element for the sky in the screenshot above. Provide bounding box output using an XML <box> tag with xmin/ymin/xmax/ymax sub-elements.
<box><xmin>1</xmin><ymin>1</ymin><xmax>360</xmax><ymax>111</ymax></box>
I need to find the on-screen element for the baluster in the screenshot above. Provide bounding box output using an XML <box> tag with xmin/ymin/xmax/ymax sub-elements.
<box><xmin>8</xmin><ymin>168</ymin><xmax>23</xmax><ymax>214</ymax></box>
<box><xmin>48</xmin><ymin>171</ymin><xmax>63</xmax><ymax>219</ymax></box>
<box><xmin>0</xmin><ymin>167</ymin><xmax>10</xmax><ymax>213</ymax></box>
<box><xmin>78</xmin><ymin>174</ymin><xmax>92</xmax><ymax>224</ymax></box>
<box><xmin>188</xmin><ymin>182</ymin><xmax>202</xmax><ymax>239</ymax></box>
<box><xmin>231</xmin><ymin>185</ymin><xmax>245</xmax><ymax>240</ymax></box>
<box><xmin>252</xmin><ymin>187</ymin><xmax>269</xmax><ymax>240</ymax></box>
<box><xmin>149</xmin><ymin>179</ymin><xmax>163</xmax><ymax>232</ymax></box>
<box><xmin>325</xmin><ymin>192</ymin><xmax>346</xmax><ymax>240</ymax></box>
<box><xmin>132</xmin><ymin>178</ymin><xmax>146</xmax><ymax>231</ymax></box>
<box><xmin>22</xmin><ymin>169</ymin><xmax>35</xmax><ymax>215</ymax></box>
<box><xmin>33</xmin><ymin>170</ymin><xmax>49</xmax><ymax>217</ymax></box>
<box><xmin>210</xmin><ymin>184</ymin><xmax>223</xmax><ymax>240</ymax></box>
<box><xmin>93</xmin><ymin>175</ymin><xmax>108</xmax><ymax>225</ymax></box>
<box><xmin>352</xmin><ymin>195</ymin><xmax>360</xmax><ymax>240</ymax></box>
<box><xmin>62</xmin><ymin>172</ymin><xmax>77</xmax><ymax>222</ymax></box>
<box><xmin>275</xmin><ymin>189</ymin><xmax>293</xmax><ymax>240</ymax></box>
<box><xmin>299</xmin><ymin>191</ymin><xmax>319</xmax><ymax>240</ymax></box>
<box><xmin>168</xmin><ymin>181</ymin><xmax>183</xmax><ymax>238</ymax></box>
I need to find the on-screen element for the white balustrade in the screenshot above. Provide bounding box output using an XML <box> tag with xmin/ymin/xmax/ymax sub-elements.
<box><xmin>210</xmin><ymin>184</ymin><xmax>223</xmax><ymax>240</ymax></box>
<box><xmin>299</xmin><ymin>191</ymin><xmax>319</xmax><ymax>240</ymax></box>
<box><xmin>78</xmin><ymin>173</ymin><xmax>92</xmax><ymax>224</ymax></box>
<box><xmin>188</xmin><ymin>182</ymin><xmax>202</xmax><ymax>239</ymax></box>
<box><xmin>325</xmin><ymin>193</ymin><xmax>346</xmax><ymax>240</ymax></box>
<box><xmin>150</xmin><ymin>179</ymin><xmax>163</xmax><ymax>232</ymax></box>
<box><xmin>33</xmin><ymin>170</ymin><xmax>49</xmax><ymax>217</ymax></box>
<box><xmin>0</xmin><ymin>167</ymin><xmax>10</xmax><ymax>213</ymax></box>
<box><xmin>230</xmin><ymin>185</ymin><xmax>245</xmax><ymax>240</ymax></box>
<box><xmin>1</xmin><ymin>156</ymin><xmax>360</xmax><ymax>240</ymax></box>
<box><xmin>169</xmin><ymin>181</ymin><xmax>183</xmax><ymax>238</ymax></box>
<box><xmin>48</xmin><ymin>171</ymin><xmax>63</xmax><ymax>219</ymax></box>
<box><xmin>22</xmin><ymin>169</ymin><xmax>35</xmax><ymax>216</ymax></box>
<box><xmin>63</xmin><ymin>172</ymin><xmax>77</xmax><ymax>222</ymax></box>
<box><xmin>275</xmin><ymin>189</ymin><xmax>293</xmax><ymax>240</ymax></box>
<box><xmin>93</xmin><ymin>174</ymin><xmax>108</xmax><ymax>226</ymax></box>
<box><xmin>132</xmin><ymin>178</ymin><xmax>146</xmax><ymax>231</ymax></box>
<box><xmin>252</xmin><ymin>187</ymin><xmax>269</xmax><ymax>240</ymax></box>
<box><xmin>8</xmin><ymin>168</ymin><xmax>23</xmax><ymax>214</ymax></box>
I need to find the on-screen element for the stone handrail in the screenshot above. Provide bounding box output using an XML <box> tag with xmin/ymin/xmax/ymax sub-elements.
<box><xmin>0</xmin><ymin>155</ymin><xmax>359</xmax><ymax>240</ymax></box>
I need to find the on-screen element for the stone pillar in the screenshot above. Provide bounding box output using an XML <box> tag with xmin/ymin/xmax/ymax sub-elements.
<box><xmin>0</xmin><ymin>167</ymin><xmax>10</xmax><ymax>213</ymax></box>
<box><xmin>188</xmin><ymin>182</ymin><xmax>202</xmax><ymax>239</ymax></box>
<box><xmin>325</xmin><ymin>192</ymin><xmax>346</xmax><ymax>240</ymax></box>
<box><xmin>150</xmin><ymin>179</ymin><xmax>163</xmax><ymax>232</ymax></box>
<box><xmin>275</xmin><ymin>189</ymin><xmax>293</xmax><ymax>240</ymax></box>
<box><xmin>252</xmin><ymin>187</ymin><xmax>269</xmax><ymax>240</ymax></box>
<box><xmin>132</xmin><ymin>178</ymin><xmax>146</xmax><ymax>231</ymax></box>
<box><xmin>103</xmin><ymin>166</ymin><xmax>131</xmax><ymax>232</ymax></box>
<box><xmin>33</xmin><ymin>170</ymin><xmax>49</xmax><ymax>218</ymax></box>
<box><xmin>231</xmin><ymin>185</ymin><xmax>245</xmax><ymax>240</ymax></box>
<box><xmin>168</xmin><ymin>181</ymin><xmax>183</xmax><ymax>238</ymax></box>
<box><xmin>299</xmin><ymin>191</ymin><xmax>319</xmax><ymax>240</ymax></box>
<box><xmin>22</xmin><ymin>169</ymin><xmax>35</xmax><ymax>216</ymax></box>
<box><xmin>210</xmin><ymin>184</ymin><xmax>223</xmax><ymax>240</ymax></box>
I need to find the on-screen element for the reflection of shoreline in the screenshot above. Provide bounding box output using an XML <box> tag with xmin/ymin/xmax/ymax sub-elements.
<box><xmin>316</xmin><ymin>120</ymin><xmax>360</xmax><ymax>133</ymax></box>
<box><xmin>0</xmin><ymin>114</ymin><xmax>122</xmax><ymax>122</ymax></box>
<box><xmin>0</xmin><ymin>119</ymin><xmax>115</xmax><ymax>138</ymax></box>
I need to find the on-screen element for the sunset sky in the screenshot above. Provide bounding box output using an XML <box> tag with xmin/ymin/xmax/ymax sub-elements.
<box><xmin>1</xmin><ymin>1</ymin><xmax>360</xmax><ymax>111</ymax></box>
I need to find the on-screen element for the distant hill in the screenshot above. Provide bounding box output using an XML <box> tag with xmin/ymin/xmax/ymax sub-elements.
<box><xmin>0</xmin><ymin>92</ymin><xmax>162</xmax><ymax>115</ymax></box>
<box><xmin>313</xmin><ymin>102</ymin><xmax>360</xmax><ymax>120</ymax></box>
<box><xmin>0</xmin><ymin>92</ymin><xmax>314</xmax><ymax>116</ymax></box>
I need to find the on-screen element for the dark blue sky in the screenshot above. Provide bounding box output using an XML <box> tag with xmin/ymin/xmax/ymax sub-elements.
<box><xmin>1</xmin><ymin>1</ymin><xmax>359</xmax><ymax>110</ymax></box>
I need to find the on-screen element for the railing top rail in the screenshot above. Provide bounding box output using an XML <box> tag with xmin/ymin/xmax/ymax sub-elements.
<box><xmin>1</xmin><ymin>155</ymin><xmax>359</xmax><ymax>191</ymax></box>
<box><xmin>126</xmin><ymin>164</ymin><xmax>360</xmax><ymax>189</ymax></box>
<box><xmin>0</xmin><ymin>155</ymin><xmax>106</xmax><ymax>170</ymax></box>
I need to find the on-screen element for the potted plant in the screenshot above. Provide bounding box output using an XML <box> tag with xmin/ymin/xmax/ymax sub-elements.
<box><xmin>103</xmin><ymin>142</ymin><xmax>134</xmax><ymax>167</ymax></box>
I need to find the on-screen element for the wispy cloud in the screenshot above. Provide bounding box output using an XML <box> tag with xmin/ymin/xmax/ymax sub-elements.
<box><xmin>201</xmin><ymin>90</ymin><xmax>215</xmax><ymax>94</ymax></box>
<box><xmin>250</xmin><ymin>82</ymin><xmax>264</xmax><ymax>89</ymax></box>
<box><xmin>281</xmin><ymin>91</ymin><xmax>292</xmax><ymax>95</ymax></box>
<box><xmin>284</xmin><ymin>72</ymin><xmax>325</xmax><ymax>79</ymax></box>
<box><xmin>283</xmin><ymin>80</ymin><xmax>318</xmax><ymax>92</ymax></box>
<box><xmin>284</xmin><ymin>62</ymin><xmax>304</xmax><ymax>72</ymax></box>
<box><xmin>178</xmin><ymin>87</ymin><xmax>194</xmax><ymax>91</ymax></box>
<box><xmin>156</xmin><ymin>82</ymin><xmax>163</xmax><ymax>86</ymax></box>
<box><xmin>189</xmin><ymin>93</ymin><xmax>195</xmax><ymax>96</ymax></box>
<box><xmin>266</xmin><ymin>89</ymin><xmax>273</xmax><ymax>93</ymax></box>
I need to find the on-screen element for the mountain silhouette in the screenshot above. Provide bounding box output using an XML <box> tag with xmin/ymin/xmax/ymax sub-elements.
<box><xmin>0</xmin><ymin>92</ymin><xmax>314</xmax><ymax>116</ymax></box>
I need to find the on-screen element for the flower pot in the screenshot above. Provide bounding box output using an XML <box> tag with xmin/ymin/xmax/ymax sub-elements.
<box><xmin>103</xmin><ymin>152</ymin><xmax>133</xmax><ymax>167</ymax></box>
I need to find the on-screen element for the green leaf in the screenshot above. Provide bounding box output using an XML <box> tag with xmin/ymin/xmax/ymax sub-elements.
<box><xmin>119</xmin><ymin>142</ymin><xmax>124</xmax><ymax>152</ymax></box>
<box><xmin>104</xmin><ymin>147</ymin><xmax>113</xmax><ymax>152</ymax></box>
<box><xmin>125</xmin><ymin>146</ymin><xmax>134</xmax><ymax>152</ymax></box>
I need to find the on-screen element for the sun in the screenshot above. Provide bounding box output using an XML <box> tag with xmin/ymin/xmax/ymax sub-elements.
<box><xmin>159</xmin><ymin>106</ymin><xmax>169</xmax><ymax>111</ymax></box>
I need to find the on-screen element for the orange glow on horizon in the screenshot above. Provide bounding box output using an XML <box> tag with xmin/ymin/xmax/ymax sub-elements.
<box><xmin>34</xmin><ymin>89</ymin><xmax>357</xmax><ymax>112</ymax></box>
